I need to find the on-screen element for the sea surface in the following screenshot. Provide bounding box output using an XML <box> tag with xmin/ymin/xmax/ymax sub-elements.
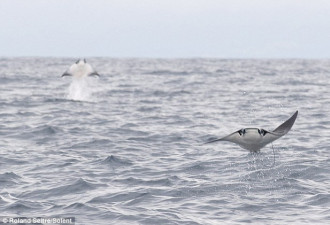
<box><xmin>0</xmin><ymin>58</ymin><xmax>330</xmax><ymax>224</ymax></box>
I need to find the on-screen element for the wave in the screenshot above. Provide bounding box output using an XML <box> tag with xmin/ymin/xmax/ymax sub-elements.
<box><xmin>20</xmin><ymin>178</ymin><xmax>106</xmax><ymax>200</ymax></box>
<box><xmin>0</xmin><ymin>172</ymin><xmax>22</xmax><ymax>186</ymax></box>
<box><xmin>88</xmin><ymin>192</ymin><xmax>150</xmax><ymax>205</ymax></box>
<box><xmin>145</xmin><ymin>70</ymin><xmax>190</xmax><ymax>76</ymax></box>
<box><xmin>100</xmin><ymin>155</ymin><xmax>133</xmax><ymax>167</ymax></box>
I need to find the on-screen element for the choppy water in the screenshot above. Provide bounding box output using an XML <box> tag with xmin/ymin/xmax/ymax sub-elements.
<box><xmin>1</xmin><ymin>58</ymin><xmax>330</xmax><ymax>224</ymax></box>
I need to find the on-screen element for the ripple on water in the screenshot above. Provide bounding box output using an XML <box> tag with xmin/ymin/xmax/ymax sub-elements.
<box><xmin>1</xmin><ymin>58</ymin><xmax>330</xmax><ymax>224</ymax></box>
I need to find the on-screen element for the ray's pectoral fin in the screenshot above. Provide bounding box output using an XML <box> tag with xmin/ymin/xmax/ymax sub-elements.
<box><xmin>272</xmin><ymin>110</ymin><xmax>298</xmax><ymax>135</ymax></box>
<box><xmin>88</xmin><ymin>72</ymin><xmax>100</xmax><ymax>77</ymax></box>
<box><xmin>204</xmin><ymin>131</ymin><xmax>239</xmax><ymax>145</ymax></box>
<box><xmin>204</xmin><ymin>137</ymin><xmax>226</xmax><ymax>144</ymax></box>
<box><xmin>61</xmin><ymin>71</ymin><xmax>72</xmax><ymax>77</ymax></box>
<box><xmin>261</xmin><ymin>110</ymin><xmax>298</xmax><ymax>146</ymax></box>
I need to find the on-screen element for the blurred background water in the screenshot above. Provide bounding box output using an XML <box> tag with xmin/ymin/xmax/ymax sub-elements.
<box><xmin>0</xmin><ymin>58</ymin><xmax>329</xmax><ymax>224</ymax></box>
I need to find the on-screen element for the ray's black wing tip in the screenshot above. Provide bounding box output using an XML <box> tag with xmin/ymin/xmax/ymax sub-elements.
<box><xmin>88</xmin><ymin>72</ymin><xmax>100</xmax><ymax>77</ymax></box>
<box><xmin>61</xmin><ymin>72</ymin><xmax>72</xmax><ymax>77</ymax></box>
<box><xmin>293</xmin><ymin>110</ymin><xmax>298</xmax><ymax>117</ymax></box>
<box><xmin>289</xmin><ymin>110</ymin><xmax>299</xmax><ymax>123</ymax></box>
<box><xmin>90</xmin><ymin>75</ymin><xmax>100</xmax><ymax>78</ymax></box>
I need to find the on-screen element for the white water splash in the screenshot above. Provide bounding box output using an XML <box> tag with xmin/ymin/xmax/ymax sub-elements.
<box><xmin>67</xmin><ymin>77</ymin><xmax>97</xmax><ymax>101</ymax></box>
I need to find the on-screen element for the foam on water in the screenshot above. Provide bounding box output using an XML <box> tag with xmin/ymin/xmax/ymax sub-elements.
<box><xmin>67</xmin><ymin>77</ymin><xmax>98</xmax><ymax>101</ymax></box>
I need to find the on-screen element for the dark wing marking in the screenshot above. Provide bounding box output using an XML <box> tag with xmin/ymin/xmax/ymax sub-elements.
<box><xmin>260</xmin><ymin>130</ymin><xmax>283</xmax><ymax>146</ymax></box>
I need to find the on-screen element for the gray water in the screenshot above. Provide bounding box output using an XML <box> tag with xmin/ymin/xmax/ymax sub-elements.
<box><xmin>1</xmin><ymin>58</ymin><xmax>330</xmax><ymax>224</ymax></box>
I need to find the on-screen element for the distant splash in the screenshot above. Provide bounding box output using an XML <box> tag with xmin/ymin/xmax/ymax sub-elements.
<box><xmin>66</xmin><ymin>77</ymin><xmax>98</xmax><ymax>101</ymax></box>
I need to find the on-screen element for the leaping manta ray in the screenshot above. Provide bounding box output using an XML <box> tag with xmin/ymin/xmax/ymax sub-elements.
<box><xmin>62</xmin><ymin>59</ymin><xmax>100</xmax><ymax>78</ymax></box>
<box><xmin>205</xmin><ymin>111</ymin><xmax>298</xmax><ymax>152</ymax></box>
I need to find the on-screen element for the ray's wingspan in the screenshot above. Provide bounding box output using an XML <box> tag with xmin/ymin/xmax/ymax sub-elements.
<box><xmin>203</xmin><ymin>111</ymin><xmax>298</xmax><ymax>148</ymax></box>
<box><xmin>61</xmin><ymin>59</ymin><xmax>100</xmax><ymax>78</ymax></box>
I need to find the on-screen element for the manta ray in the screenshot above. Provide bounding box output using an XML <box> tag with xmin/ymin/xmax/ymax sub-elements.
<box><xmin>205</xmin><ymin>111</ymin><xmax>298</xmax><ymax>152</ymax></box>
<box><xmin>62</xmin><ymin>59</ymin><xmax>100</xmax><ymax>78</ymax></box>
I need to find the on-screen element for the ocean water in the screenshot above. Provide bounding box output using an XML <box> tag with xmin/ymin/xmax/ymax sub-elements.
<box><xmin>0</xmin><ymin>58</ymin><xmax>330</xmax><ymax>224</ymax></box>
